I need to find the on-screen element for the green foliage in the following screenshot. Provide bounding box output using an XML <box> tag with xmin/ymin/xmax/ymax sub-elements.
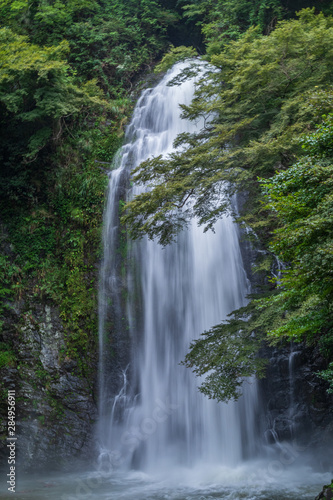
<box><xmin>0</xmin><ymin>28</ymin><xmax>105</xmax><ymax>123</ymax></box>
<box><xmin>0</xmin><ymin>342</ymin><xmax>16</xmax><ymax>369</ymax></box>
<box><xmin>0</xmin><ymin>28</ymin><xmax>113</xmax><ymax>203</ymax></box>
<box><xmin>181</xmin><ymin>0</ymin><xmax>333</xmax><ymax>55</ymax></box>
<box><xmin>0</xmin><ymin>254</ymin><xmax>21</xmax><ymax>331</ymax></box>
<box><xmin>154</xmin><ymin>45</ymin><xmax>198</xmax><ymax>73</ymax></box>
<box><xmin>256</xmin><ymin>111</ymin><xmax>333</xmax><ymax>389</ymax></box>
<box><xmin>202</xmin><ymin>0</ymin><xmax>283</xmax><ymax>55</ymax></box>
<box><xmin>0</xmin><ymin>117</ymin><xmax>122</xmax><ymax>375</ymax></box>
<box><xmin>0</xmin><ymin>0</ymin><xmax>178</xmax><ymax>97</ymax></box>
<box><xmin>320</xmin><ymin>362</ymin><xmax>333</xmax><ymax>393</ymax></box>
<box><xmin>123</xmin><ymin>10</ymin><xmax>333</xmax><ymax>246</ymax></box>
<box><xmin>183</xmin><ymin>300</ymin><xmax>268</xmax><ymax>401</ymax></box>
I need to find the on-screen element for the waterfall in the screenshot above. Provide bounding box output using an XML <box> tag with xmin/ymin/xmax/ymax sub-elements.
<box><xmin>98</xmin><ymin>61</ymin><xmax>260</xmax><ymax>473</ymax></box>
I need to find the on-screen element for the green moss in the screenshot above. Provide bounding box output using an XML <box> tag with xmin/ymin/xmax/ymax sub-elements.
<box><xmin>38</xmin><ymin>415</ymin><xmax>45</xmax><ymax>426</ymax></box>
<box><xmin>0</xmin><ymin>114</ymin><xmax>125</xmax><ymax>384</ymax></box>
<box><xmin>0</xmin><ymin>343</ymin><xmax>16</xmax><ymax>369</ymax></box>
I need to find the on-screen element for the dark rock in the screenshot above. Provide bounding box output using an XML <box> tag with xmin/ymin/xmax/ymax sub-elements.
<box><xmin>315</xmin><ymin>480</ymin><xmax>333</xmax><ymax>500</ymax></box>
<box><xmin>0</xmin><ymin>301</ymin><xmax>98</xmax><ymax>472</ymax></box>
<box><xmin>259</xmin><ymin>342</ymin><xmax>333</xmax><ymax>459</ymax></box>
<box><xmin>237</xmin><ymin>222</ymin><xmax>333</xmax><ymax>463</ymax></box>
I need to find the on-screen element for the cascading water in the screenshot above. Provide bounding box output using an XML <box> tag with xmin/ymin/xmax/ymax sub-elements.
<box><xmin>90</xmin><ymin>61</ymin><xmax>332</xmax><ymax>499</ymax></box>
<box><xmin>98</xmin><ymin>61</ymin><xmax>260</xmax><ymax>472</ymax></box>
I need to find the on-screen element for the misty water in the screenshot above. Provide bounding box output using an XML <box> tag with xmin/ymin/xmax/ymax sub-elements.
<box><xmin>1</xmin><ymin>62</ymin><xmax>330</xmax><ymax>500</ymax></box>
<box><xmin>1</xmin><ymin>464</ymin><xmax>331</xmax><ymax>499</ymax></box>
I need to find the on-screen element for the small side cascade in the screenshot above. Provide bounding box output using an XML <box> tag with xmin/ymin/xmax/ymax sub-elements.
<box><xmin>263</xmin><ymin>342</ymin><xmax>303</xmax><ymax>449</ymax></box>
<box><xmin>288</xmin><ymin>343</ymin><xmax>302</xmax><ymax>440</ymax></box>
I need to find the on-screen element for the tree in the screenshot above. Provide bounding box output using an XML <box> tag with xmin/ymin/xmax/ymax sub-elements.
<box><xmin>123</xmin><ymin>9</ymin><xmax>333</xmax><ymax>246</ymax></box>
<box><xmin>181</xmin><ymin>0</ymin><xmax>333</xmax><ymax>55</ymax></box>
<box><xmin>0</xmin><ymin>0</ymin><xmax>179</xmax><ymax>97</ymax></box>
<box><xmin>0</xmin><ymin>28</ymin><xmax>109</xmax><ymax>201</ymax></box>
<box><xmin>258</xmin><ymin>108</ymin><xmax>333</xmax><ymax>389</ymax></box>
<box><xmin>182</xmin><ymin>300</ymin><xmax>269</xmax><ymax>401</ymax></box>
<box><xmin>122</xmin><ymin>10</ymin><xmax>333</xmax><ymax>399</ymax></box>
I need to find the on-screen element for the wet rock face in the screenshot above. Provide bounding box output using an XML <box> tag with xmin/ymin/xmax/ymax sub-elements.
<box><xmin>236</xmin><ymin>213</ymin><xmax>333</xmax><ymax>465</ymax></box>
<box><xmin>315</xmin><ymin>481</ymin><xmax>333</xmax><ymax>500</ymax></box>
<box><xmin>259</xmin><ymin>343</ymin><xmax>333</xmax><ymax>468</ymax></box>
<box><xmin>1</xmin><ymin>303</ymin><xmax>98</xmax><ymax>471</ymax></box>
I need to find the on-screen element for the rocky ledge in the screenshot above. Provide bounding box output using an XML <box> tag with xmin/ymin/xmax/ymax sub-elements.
<box><xmin>316</xmin><ymin>480</ymin><xmax>333</xmax><ymax>500</ymax></box>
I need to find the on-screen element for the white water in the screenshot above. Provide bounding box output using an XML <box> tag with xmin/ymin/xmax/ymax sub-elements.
<box><xmin>3</xmin><ymin>465</ymin><xmax>331</xmax><ymax>499</ymax></box>
<box><xmin>94</xmin><ymin>62</ymin><xmax>330</xmax><ymax>499</ymax></box>
<box><xmin>98</xmin><ymin>61</ymin><xmax>259</xmax><ymax>472</ymax></box>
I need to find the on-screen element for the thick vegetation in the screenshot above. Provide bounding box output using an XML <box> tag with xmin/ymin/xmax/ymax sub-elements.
<box><xmin>260</xmin><ymin>110</ymin><xmax>333</xmax><ymax>390</ymax></box>
<box><xmin>1</xmin><ymin>0</ymin><xmax>333</xmax><ymax>411</ymax></box>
